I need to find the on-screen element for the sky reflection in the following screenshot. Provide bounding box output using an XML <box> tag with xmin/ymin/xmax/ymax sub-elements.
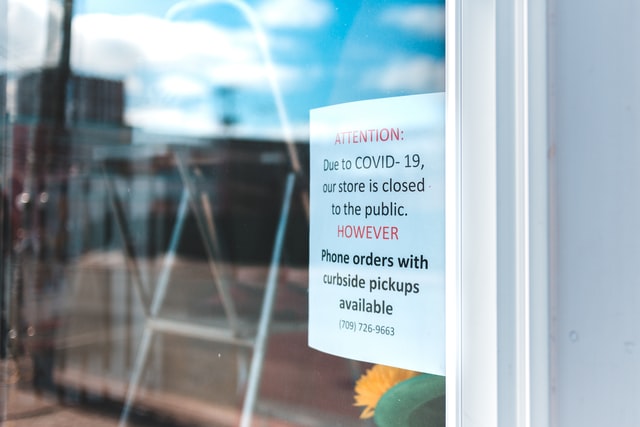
<box><xmin>5</xmin><ymin>0</ymin><xmax>445</xmax><ymax>140</ymax></box>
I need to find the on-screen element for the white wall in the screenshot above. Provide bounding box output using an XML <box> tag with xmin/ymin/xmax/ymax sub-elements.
<box><xmin>549</xmin><ymin>1</ymin><xmax>640</xmax><ymax>426</ymax></box>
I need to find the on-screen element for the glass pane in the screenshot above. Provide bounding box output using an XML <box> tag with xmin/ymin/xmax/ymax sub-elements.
<box><xmin>1</xmin><ymin>0</ymin><xmax>445</xmax><ymax>425</ymax></box>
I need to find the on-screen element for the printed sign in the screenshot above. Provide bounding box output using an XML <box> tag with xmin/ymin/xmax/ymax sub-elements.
<box><xmin>308</xmin><ymin>93</ymin><xmax>445</xmax><ymax>374</ymax></box>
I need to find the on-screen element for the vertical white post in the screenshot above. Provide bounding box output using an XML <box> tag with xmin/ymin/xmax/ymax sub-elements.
<box><xmin>459</xmin><ymin>0</ymin><xmax>498</xmax><ymax>425</ymax></box>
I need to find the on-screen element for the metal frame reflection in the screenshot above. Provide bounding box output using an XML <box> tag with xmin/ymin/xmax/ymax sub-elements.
<box><xmin>103</xmin><ymin>148</ymin><xmax>296</xmax><ymax>427</ymax></box>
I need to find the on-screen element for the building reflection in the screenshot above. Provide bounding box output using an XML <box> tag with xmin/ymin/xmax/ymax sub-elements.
<box><xmin>2</xmin><ymin>60</ymin><xmax>342</xmax><ymax>427</ymax></box>
<box><xmin>0</xmin><ymin>0</ymin><xmax>447</xmax><ymax>423</ymax></box>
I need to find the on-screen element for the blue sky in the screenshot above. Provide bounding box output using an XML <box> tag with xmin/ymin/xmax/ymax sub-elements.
<box><xmin>7</xmin><ymin>0</ymin><xmax>445</xmax><ymax>140</ymax></box>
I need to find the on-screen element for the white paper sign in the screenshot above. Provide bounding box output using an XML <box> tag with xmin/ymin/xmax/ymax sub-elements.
<box><xmin>308</xmin><ymin>93</ymin><xmax>445</xmax><ymax>374</ymax></box>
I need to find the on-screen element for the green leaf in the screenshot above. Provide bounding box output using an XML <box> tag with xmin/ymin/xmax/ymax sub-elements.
<box><xmin>373</xmin><ymin>373</ymin><xmax>446</xmax><ymax>427</ymax></box>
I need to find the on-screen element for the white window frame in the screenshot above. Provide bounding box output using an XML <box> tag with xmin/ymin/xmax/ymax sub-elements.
<box><xmin>446</xmin><ymin>0</ymin><xmax>549</xmax><ymax>426</ymax></box>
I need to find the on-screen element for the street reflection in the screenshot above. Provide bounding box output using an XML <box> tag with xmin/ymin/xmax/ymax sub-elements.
<box><xmin>1</xmin><ymin>0</ymin><xmax>445</xmax><ymax>425</ymax></box>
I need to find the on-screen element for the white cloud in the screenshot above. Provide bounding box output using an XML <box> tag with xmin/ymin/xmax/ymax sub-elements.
<box><xmin>4</xmin><ymin>0</ymin><xmax>63</xmax><ymax>71</ymax></box>
<box><xmin>69</xmin><ymin>12</ymin><xmax>312</xmax><ymax>137</ymax></box>
<box><xmin>71</xmin><ymin>13</ymin><xmax>256</xmax><ymax>78</ymax></box>
<box><xmin>363</xmin><ymin>56</ymin><xmax>445</xmax><ymax>93</ymax></box>
<box><xmin>2</xmin><ymin>2</ymin><xmax>312</xmax><ymax>138</ymax></box>
<box><xmin>202</xmin><ymin>61</ymin><xmax>303</xmax><ymax>90</ymax></box>
<box><xmin>257</xmin><ymin>0</ymin><xmax>334</xmax><ymax>29</ymax></box>
<box><xmin>70</xmin><ymin>13</ymin><xmax>307</xmax><ymax>90</ymax></box>
<box><xmin>156</xmin><ymin>74</ymin><xmax>209</xmax><ymax>98</ymax></box>
<box><xmin>127</xmin><ymin>105</ymin><xmax>220</xmax><ymax>136</ymax></box>
<box><xmin>380</xmin><ymin>4</ymin><xmax>445</xmax><ymax>38</ymax></box>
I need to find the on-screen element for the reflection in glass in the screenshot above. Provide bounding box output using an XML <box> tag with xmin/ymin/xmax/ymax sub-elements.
<box><xmin>1</xmin><ymin>0</ymin><xmax>445</xmax><ymax>425</ymax></box>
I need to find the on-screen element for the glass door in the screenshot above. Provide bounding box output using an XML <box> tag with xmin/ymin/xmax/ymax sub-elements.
<box><xmin>0</xmin><ymin>1</ymin><xmax>447</xmax><ymax>425</ymax></box>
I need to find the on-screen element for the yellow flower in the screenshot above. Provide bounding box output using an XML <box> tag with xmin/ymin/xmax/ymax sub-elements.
<box><xmin>353</xmin><ymin>364</ymin><xmax>420</xmax><ymax>419</ymax></box>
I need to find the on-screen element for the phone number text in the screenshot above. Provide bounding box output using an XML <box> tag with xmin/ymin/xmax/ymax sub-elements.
<box><xmin>339</xmin><ymin>319</ymin><xmax>395</xmax><ymax>336</ymax></box>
